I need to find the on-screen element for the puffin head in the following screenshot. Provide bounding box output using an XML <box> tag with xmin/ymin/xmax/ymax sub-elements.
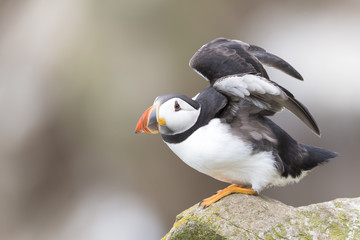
<box><xmin>135</xmin><ymin>94</ymin><xmax>201</xmax><ymax>135</ymax></box>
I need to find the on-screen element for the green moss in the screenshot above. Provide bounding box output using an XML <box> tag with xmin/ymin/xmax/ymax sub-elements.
<box><xmin>291</xmin><ymin>207</ymin><xmax>360</xmax><ymax>239</ymax></box>
<box><xmin>325</xmin><ymin>209</ymin><xmax>355</xmax><ymax>239</ymax></box>
<box><xmin>167</xmin><ymin>222</ymin><xmax>227</xmax><ymax>240</ymax></box>
<box><xmin>297</xmin><ymin>210</ymin><xmax>323</xmax><ymax>232</ymax></box>
<box><xmin>262</xmin><ymin>223</ymin><xmax>288</xmax><ymax>239</ymax></box>
<box><xmin>333</xmin><ymin>201</ymin><xmax>343</xmax><ymax>209</ymax></box>
<box><xmin>163</xmin><ymin>205</ymin><xmax>226</xmax><ymax>240</ymax></box>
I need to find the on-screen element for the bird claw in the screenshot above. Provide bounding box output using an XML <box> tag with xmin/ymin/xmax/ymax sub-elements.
<box><xmin>199</xmin><ymin>184</ymin><xmax>257</xmax><ymax>208</ymax></box>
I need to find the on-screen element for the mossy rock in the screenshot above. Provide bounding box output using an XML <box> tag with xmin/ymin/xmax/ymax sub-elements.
<box><xmin>163</xmin><ymin>194</ymin><xmax>360</xmax><ymax>239</ymax></box>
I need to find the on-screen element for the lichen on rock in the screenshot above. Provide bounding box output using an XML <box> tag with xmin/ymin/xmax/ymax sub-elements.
<box><xmin>163</xmin><ymin>194</ymin><xmax>360</xmax><ymax>239</ymax></box>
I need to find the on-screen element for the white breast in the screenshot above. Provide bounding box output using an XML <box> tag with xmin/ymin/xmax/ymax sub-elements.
<box><xmin>165</xmin><ymin>119</ymin><xmax>282</xmax><ymax>192</ymax></box>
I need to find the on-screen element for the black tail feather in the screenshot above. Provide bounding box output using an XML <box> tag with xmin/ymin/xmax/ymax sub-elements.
<box><xmin>300</xmin><ymin>144</ymin><xmax>339</xmax><ymax>171</ymax></box>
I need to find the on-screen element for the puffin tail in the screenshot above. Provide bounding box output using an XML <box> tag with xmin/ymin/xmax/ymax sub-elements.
<box><xmin>300</xmin><ymin>144</ymin><xmax>339</xmax><ymax>170</ymax></box>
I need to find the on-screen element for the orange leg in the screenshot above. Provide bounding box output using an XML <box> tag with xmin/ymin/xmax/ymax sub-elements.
<box><xmin>199</xmin><ymin>184</ymin><xmax>257</xmax><ymax>208</ymax></box>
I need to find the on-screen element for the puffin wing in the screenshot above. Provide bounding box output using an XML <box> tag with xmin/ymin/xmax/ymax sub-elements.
<box><xmin>248</xmin><ymin>44</ymin><xmax>303</xmax><ymax>80</ymax></box>
<box><xmin>189</xmin><ymin>38</ymin><xmax>303</xmax><ymax>84</ymax></box>
<box><xmin>213</xmin><ymin>74</ymin><xmax>320</xmax><ymax>136</ymax></box>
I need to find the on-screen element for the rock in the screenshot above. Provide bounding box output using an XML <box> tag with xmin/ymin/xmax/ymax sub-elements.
<box><xmin>162</xmin><ymin>194</ymin><xmax>360</xmax><ymax>239</ymax></box>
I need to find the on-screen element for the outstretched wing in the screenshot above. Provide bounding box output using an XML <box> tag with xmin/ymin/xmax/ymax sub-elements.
<box><xmin>189</xmin><ymin>37</ymin><xmax>303</xmax><ymax>84</ymax></box>
<box><xmin>213</xmin><ymin>74</ymin><xmax>320</xmax><ymax>136</ymax></box>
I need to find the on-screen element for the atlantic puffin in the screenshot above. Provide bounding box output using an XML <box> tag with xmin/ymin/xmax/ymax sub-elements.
<box><xmin>135</xmin><ymin>37</ymin><xmax>338</xmax><ymax>208</ymax></box>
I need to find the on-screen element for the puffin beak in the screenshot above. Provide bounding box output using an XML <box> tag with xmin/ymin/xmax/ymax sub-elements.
<box><xmin>135</xmin><ymin>104</ymin><xmax>160</xmax><ymax>134</ymax></box>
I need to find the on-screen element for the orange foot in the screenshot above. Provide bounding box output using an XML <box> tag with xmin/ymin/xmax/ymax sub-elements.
<box><xmin>199</xmin><ymin>184</ymin><xmax>258</xmax><ymax>208</ymax></box>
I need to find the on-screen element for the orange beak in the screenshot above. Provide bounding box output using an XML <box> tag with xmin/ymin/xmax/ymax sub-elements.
<box><xmin>135</xmin><ymin>105</ymin><xmax>159</xmax><ymax>134</ymax></box>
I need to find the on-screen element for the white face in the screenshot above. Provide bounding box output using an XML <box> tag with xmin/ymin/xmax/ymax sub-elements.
<box><xmin>158</xmin><ymin>98</ymin><xmax>201</xmax><ymax>135</ymax></box>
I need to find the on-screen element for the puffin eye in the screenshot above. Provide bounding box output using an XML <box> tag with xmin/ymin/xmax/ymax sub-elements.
<box><xmin>174</xmin><ymin>100</ymin><xmax>181</xmax><ymax>112</ymax></box>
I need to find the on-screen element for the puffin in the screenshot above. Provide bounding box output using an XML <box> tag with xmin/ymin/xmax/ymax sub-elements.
<box><xmin>135</xmin><ymin>37</ymin><xmax>338</xmax><ymax>208</ymax></box>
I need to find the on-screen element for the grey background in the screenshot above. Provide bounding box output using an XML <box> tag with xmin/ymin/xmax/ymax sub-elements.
<box><xmin>0</xmin><ymin>1</ymin><xmax>359</xmax><ymax>239</ymax></box>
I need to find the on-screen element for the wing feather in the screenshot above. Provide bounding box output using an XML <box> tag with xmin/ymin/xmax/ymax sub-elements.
<box><xmin>190</xmin><ymin>38</ymin><xmax>303</xmax><ymax>84</ymax></box>
<box><xmin>248</xmin><ymin>44</ymin><xmax>303</xmax><ymax>80</ymax></box>
<box><xmin>213</xmin><ymin>74</ymin><xmax>320</xmax><ymax>136</ymax></box>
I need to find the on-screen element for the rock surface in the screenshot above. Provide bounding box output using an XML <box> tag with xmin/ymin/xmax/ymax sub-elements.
<box><xmin>163</xmin><ymin>194</ymin><xmax>360</xmax><ymax>239</ymax></box>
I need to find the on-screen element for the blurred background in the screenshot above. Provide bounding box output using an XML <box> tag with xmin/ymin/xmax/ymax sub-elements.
<box><xmin>0</xmin><ymin>0</ymin><xmax>359</xmax><ymax>239</ymax></box>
